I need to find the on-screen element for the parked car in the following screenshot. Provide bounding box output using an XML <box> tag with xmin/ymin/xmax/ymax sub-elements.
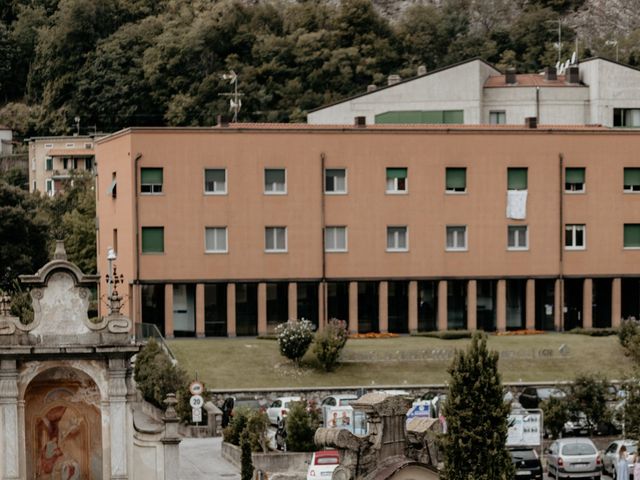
<box><xmin>306</xmin><ymin>450</ymin><xmax>340</xmax><ymax>480</ymax></box>
<box><xmin>221</xmin><ymin>396</ymin><xmax>264</xmax><ymax>428</ymax></box>
<box><xmin>545</xmin><ymin>437</ymin><xmax>602</xmax><ymax>479</ymax></box>
<box><xmin>562</xmin><ymin>412</ymin><xmax>590</xmax><ymax>437</ymax></box>
<box><xmin>508</xmin><ymin>447</ymin><xmax>543</xmax><ymax>480</ymax></box>
<box><xmin>518</xmin><ymin>387</ymin><xmax>566</xmax><ymax>409</ymax></box>
<box><xmin>266</xmin><ymin>396</ymin><xmax>301</xmax><ymax>426</ymax></box>
<box><xmin>602</xmin><ymin>439</ymin><xmax>636</xmax><ymax>478</ymax></box>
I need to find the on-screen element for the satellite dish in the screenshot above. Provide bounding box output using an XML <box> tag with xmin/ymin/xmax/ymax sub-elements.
<box><xmin>571</xmin><ymin>51</ymin><xmax>577</xmax><ymax>64</ymax></box>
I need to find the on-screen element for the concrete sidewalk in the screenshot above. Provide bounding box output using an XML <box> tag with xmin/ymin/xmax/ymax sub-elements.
<box><xmin>180</xmin><ymin>437</ymin><xmax>240</xmax><ymax>480</ymax></box>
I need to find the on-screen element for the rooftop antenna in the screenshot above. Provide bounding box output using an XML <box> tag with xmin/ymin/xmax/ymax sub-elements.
<box><xmin>74</xmin><ymin>116</ymin><xmax>80</xmax><ymax>136</ymax></box>
<box><xmin>218</xmin><ymin>70</ymin><xmax>244</xmax><ymax>123</ymax></box>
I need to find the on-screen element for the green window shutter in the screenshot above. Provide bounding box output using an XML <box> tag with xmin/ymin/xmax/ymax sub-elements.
<box><xmin>508</xmin><ymin>168</ymin><xmax>528</xmax><ymax>190</ymax></box>
<box><xmin>565</xmin><ymin>168</ymin><xmax>585</xmax><ymax>183</ymax></box>
<box><xmin>387</xmin><ymin>168</ymin><xmax>407</xmax><ymax>179</ymax></box>
<box><xmin>142</xmin><ymin>227</ymin><xmax>164</xmax><ymax>253</ymax></box>
<box><xmin>624</xmin><ymin>168</ymin><xmax>640</xmax><ymax>186</ymax></box>
<box><xmin>443</xmin><ymin>110</ymin><xmax>464</xmax><ymax>124</ymax></box>
<box><xmin>45</xmin><ymin>157</ymin><xmax>53</xmax><ymax>171</ymax></box>
<box><xmin>446</xmin><ymin>168</ymin><xmax>466</xmax><ymax>189</ymax></box>
<box><xmin>141</xmin><ymin>168</ymin><xmax>163</xmax><ymax>184</ymax></box>
<box><xmin>624</xmin><ymin>224</ymin><xmax>640</xmax><ymax>248</ymax></box>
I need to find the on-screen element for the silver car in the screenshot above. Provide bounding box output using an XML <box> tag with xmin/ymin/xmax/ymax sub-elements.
<box><xmin>602</xmin><ymin>439</ymin><xmax>636</xmax><ymax>478</ymax></box>
<box><xmin>545</xmin><ymin>437</ymin><xmax>602</xmax><ymax>479</ymax></box>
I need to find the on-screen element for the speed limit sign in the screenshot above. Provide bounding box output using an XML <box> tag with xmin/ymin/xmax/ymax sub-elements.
<box><xmin>189</xmin><ymin>395</ymin><xmax>204</xmax><ymax>409</ymax></box>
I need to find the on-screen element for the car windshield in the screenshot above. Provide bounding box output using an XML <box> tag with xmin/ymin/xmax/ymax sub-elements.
<box><xmin>562</xmin><ymin>443</ymin><xmax>596</xmax><ymax>455</ymax></box>
<box><xmin>510</xmin><ymin>449</ymin><xmax>537</xmax><ymax>461</ymax></box>
<box><xmin>316</xmin><ymin>456</ymin><xmax>339</xmax><ymax>465</ymax></box>
<box><xmin>539</xmin><ymin>388</ymin><xmax>565</xmax><ymax>399</ymax></box>
<box><xmin>339</xmin><ymin>399</ymin><xmax>354</xmax><ymax>406</ymax></box>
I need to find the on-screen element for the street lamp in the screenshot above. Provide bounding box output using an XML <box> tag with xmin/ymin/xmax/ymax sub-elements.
<box><xmin>107</xmin><ymin>247</ymin><xmax>116</xmax><ymax>300</ymax></box>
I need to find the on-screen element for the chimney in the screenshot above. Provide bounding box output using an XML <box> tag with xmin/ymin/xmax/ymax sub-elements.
<box><xmin>367</xmin><ymin>84</ymin><xmax>377</xmax><ymax>93</ymax></box>
<box><xmin>417</xmin><ymin>65</ymin><xmax>427</xmax><ymax>76</ymax></box>
<box><xmin>545</xmin><ymin>66</ymin><xmax>557</xmax><ymax>81</ymax></box>
<box><xmin>505</xmin><ymin>68</ymin><xmax>517</xmax><ymax>85</ymax></box>
<box><xmin>216</xmin><ymin>115</ymin><xmax>229</xmax><ymax>127</ymax></box>
<box><xmin>354</xmin><ymin>116</ymin><xmax>366</xmax><ymax>127</ymax></box>
<box><xmin>525</xmin><ymin>117</ymin><xmax>538</xmax><ymax>129</ymax></box>
<box><xmin>387</xmin><ymin>74</ymin><xmax>401</xmax><ymax>86</ymax></box>
<box><xmin>566</xmin><ymin>65</ymin><xmax>580</xmax><ymax>84</ymax></box>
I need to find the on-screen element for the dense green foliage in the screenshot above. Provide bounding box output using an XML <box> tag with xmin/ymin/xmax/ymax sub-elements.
<box><xmin>240</xmin><ymin>429</ymin><xmax>254</xmax><ymax>480</ymax></box>
<box><xmin>412</xmin><ymin>330</ymin><xmax>473</xmax><ymax>339</ymax></box>
<box><xmin>541</xmin><ymin>395</ymin><xmax>570</xmax><ymax>439</ymax></box>
<box><xmin>285</xmin><ymin>400</ymin><xmax>320</xmax><ymax>452</ymax></box>
<box><xmin>1</xmin><ymin>0</ymin><xmax>634</xmax><ymax>137</ymax></box>
<box><xmin>275</xmin><ymin>318</ymin><xmax>315</xmax><ymax>364</ymax></box>
<box><xmin>223</xmin><ymin>408</ymin><xmax>270</xmax><ymax>452</ymax></box>
<box><xmin>313</xmin><ymin>318</ymin><xmax>348</xmax><ymax>371</ymax></box>
<box><xmin>566</xmin><ymin>373</ymin><xmax>610</xmax><ymax>431</ymax></box>
<box><xmin>441</xmin><ymin>332</ymin><xmax>514</xmax><ymax>480</ymax></box>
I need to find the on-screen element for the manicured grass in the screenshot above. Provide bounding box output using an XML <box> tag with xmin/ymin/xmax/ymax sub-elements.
<box><xmin>167</xmin><ymin>333</ymin><xmax>633</xmax><ymax>389</ymax></box>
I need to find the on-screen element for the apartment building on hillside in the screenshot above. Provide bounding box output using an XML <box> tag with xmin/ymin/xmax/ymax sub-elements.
<box><xmin>307</xmin><ymin>57</ymin><xmax>640</xmax><ymax>128</ymax></box>
<box><xmin>95</xmin><ymin>124</ymin><xmax>640</xmax><ymax>338</ymax></box>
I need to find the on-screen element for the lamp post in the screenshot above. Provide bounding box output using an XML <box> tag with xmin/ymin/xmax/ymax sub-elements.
<box><xmin>107</xmin><ymin>247</ymin><xmax>116</xmax><ymax>300</ymax></box>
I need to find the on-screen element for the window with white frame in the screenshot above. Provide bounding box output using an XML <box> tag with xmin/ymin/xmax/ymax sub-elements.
<box><xmin>325</xmin><ymin>226</ymin><xmax>347</xmax><ymax>252</ymax></box>
<box><xmin>386</xmin><ymin>226</ymin><xmax>408</xmax><ymax>251</ymax></box>
<box><xmin>565</xmin><ymin>167</ymin><xmax>585</xmax><ymax>192</ymax></box>
<box><xmin>624</xmin><ymin>168</ymin><xmax>640</xmax><ymax>192</ymax></box>
<box><xmin>565</xmin><ymin>224</ymin><xmax>586</xmax><ymax>250</ymax></box>
<box><xmin>446</xmin><ymin>167</ymin><xmax>467</xmax><ymax>193</ymax></box>
<box><xmin>386</xmin><ymin>168</ymin><xmax>407</xmax><ymax>193</ymax></box>
<box><xmin>489</xmin><ymin>111</ymin><xmax>506</xmax><ymax>125</ymax></box>
<box><xmin>325</xmin><ymin>168</ymin><xmax>347</xmax><ymax>194</ymax></box>
<box><xmin>507</xmin><ymin>225</ymin><xmax>528</xmax><ymax>250</ymax></box>
<box><xmin>204</xmin><ymin>169</ymin><xmax>227</xmax><ymax>194</ymax></box>
<box><xmin>265</xmin><ymin>227</ymin><xmax>287</xmax><ymax>252</ymax></box>
<box><xmin>264</xmin><ymin>168</ymin><xmax>286</xmax><ymax>194</ymax></box>
<box><xmin>140</xmin><ymin>168</ymin><xmax>163</xmax><ymax>194</ymax></box>
<box><xmin>446</xmin><ymin>226</ymin><xmax>467</xmax><ymax>251</ymax></box>
<box><xmin>205</xmin><ymin>227</ymin><xmax>228</xmax><ymax>253</ymax></box>
<box><xmin>624</xmin><ymin>224</ymin><xmax>640</xmax><ymax>249</ymax></box>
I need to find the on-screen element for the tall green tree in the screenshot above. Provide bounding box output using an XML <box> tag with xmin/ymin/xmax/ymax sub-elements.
<box><xmin>567</xmin><ymin>373</ymin><xmax>610</xmax><ymax>433</ymax></box>
<box><xmin>441</xmin><ymin>333</ymin><xmax>514</xmax><ymax>480</ymax></box>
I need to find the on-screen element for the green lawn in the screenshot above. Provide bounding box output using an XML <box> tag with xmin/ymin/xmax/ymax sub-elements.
<box><xmin>167</xmin><ymin>333</ymin><xmax>633</xmax><ymax>390</ymax></box>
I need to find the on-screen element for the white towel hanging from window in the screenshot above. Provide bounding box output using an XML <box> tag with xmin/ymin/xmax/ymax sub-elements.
<box><xmin>506</xmin><ymin>190</ymin><xmax>527</xmax><ymax>219</ymax></box>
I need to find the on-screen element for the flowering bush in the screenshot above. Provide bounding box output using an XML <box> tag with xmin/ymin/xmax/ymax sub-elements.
<box><xmin>275</xmin><ymin>318</ymin><xmax>315</xmax><ymax>363</ymax></box>
<box><xmin>313</xmin><ymin>318</ymin><xmax>348</xmax><ymax>371</ymax></box>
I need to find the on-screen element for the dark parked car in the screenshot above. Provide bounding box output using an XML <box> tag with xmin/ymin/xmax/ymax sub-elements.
<box><xmin>518</xmin><ymin>387</ymin><xmax>566</xmax><ymax>409</ymax></box>
<box><xmin>509</xmin><ymin>447</ymin><xmax>543</xmax><ymax>480</ymax></box>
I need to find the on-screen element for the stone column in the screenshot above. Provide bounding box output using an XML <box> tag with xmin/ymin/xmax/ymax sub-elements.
<box><xmin>408</xmin><ymin>281</ymin><xmax>418</xmax><ymax>334</ymax></box>
<box><xmin>0</xmin><ymin>359</ymin><xmax>20</xmax><ymax>480</ymax></box>
<box><xmin>467</xmin><ymin>280</ymin><xmax>477</xmax><ymax>331</ymax></box>
<box><xmin>227</xmin><ymin>283</ymin><xmax>236</xmax><ymax>337</ymax></box>
<box><xmin>497</xmin><ymin>280</ymin><xmax>507</xmax><ymax>332</ymax></box>
<box><xmin>554</xmin><ymin>279</ymin><xmax>563</xmax><ymax>331</ymax></box>
<box><xmin>583</xmin><ymin>278</ymin><xmax>593</xmax><ymax>329</ymax></box>
<box><xmin>195</xmin><ymin>283</ymin><xmax>205</xmax><ymax>338</ymax></box>
<box><xmin>162</xmin><ymin>394</ymin><xmax>182</xmax><ymax>480</ymax></box>
<box><xmin>437</xmin><ymin>280</ymin><xmax>447</xmax><ymax>331</ymax></box>
<box><xmin>258</xmin><ymin>282</ymin><xmax>267</xmax><ymax>336</ymax></box>
<box><xmin>288</xmin><ymin>282</ymin><xmax>297</xmax><ymax>320</ymax></box>
<box><xmin>164</xmin><ymin>283</ymin><xmax>174</xmax><ymax>339</ymax></box>
<box><xmin>526</xmin><ymin>279</ymin><xmax>536</xmax><ymax>330</ymax></box>
<box><xmin>612</xmin><ymin>278</ymin><xmax>622</xmax><ymax>328</ymax></box>
<box><xmin>348</xmin><ymin>281</ymin><xmax>358</xmax><ymax>334</ymax></box>
<box><xmin>108</xmin><ymin>358</ymin><xmax>129</xmax><ymax>479</ymax></box>
<box><xmin>379</xmin><ymin>281</ymin><xmax>388</xmax><ymax>333</ymax></box>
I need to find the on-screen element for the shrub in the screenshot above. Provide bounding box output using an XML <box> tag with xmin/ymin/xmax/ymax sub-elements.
<box><xmin>569</xmin><ymin>327</ymin><xmax>618</xmax><ymax>337</ymax></box>
<box><xmin>412</xmin><ymin>330</ymin><xmax>473</xmax><ymax>340</ymax></box>
<box><xmin>314</xmin><ymin>318</ymin><xmax>348</xmax><ymax>371</ymax></box>
<box><xmin>285</xmin><ymin>400</ymin><xmax>320</xmax><ymax>452</ymax></box>
<box><xmin>240</xmin><ymin>430</ymin><xmax>254</xmax><ymax>480</ymax></box>
<box><xmin>222</xmin><ymin>408</ymin><xmax>270</xmax><ymax>453</ymax></box>
<box><xmin>223</xmin><ymin>408</ymin><xmax>249</xmax><ymax>446</ymax></box>
<box><xmin>618</xmin><ymin>319</ymin><xmax>639</xmax><ymax>348</ymax></box>
<box><xmin>275</xmin><ymin>318</ymin><xmax>315</xmax><ymax>363</ymax></box>
<box><xmin>567</xmin><ymin>373</ymin><xmax>610</xmax><ymax>433</ymax></box>
<box><xmin>541</xmin><ymin>396</ymin><xmax>570</xmax><ymax>439</ymax></box>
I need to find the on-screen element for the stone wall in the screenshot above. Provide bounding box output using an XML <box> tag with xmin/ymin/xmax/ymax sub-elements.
<box><xmin>222</xmin><ymin>442</ymin><xmax>311</xmax><ymax>476</ymax></box>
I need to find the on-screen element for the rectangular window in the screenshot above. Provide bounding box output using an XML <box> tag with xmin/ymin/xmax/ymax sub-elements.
<box><xmin>112</xmin><ymin>228</ymin><xmax>118</xmax><ymax>255</ymax></box>
<box><xmin>63</xmin><ymin>158</ymin><xmax>68</xmax><ymax>170</ymax></box>
<box><xmin>624</xmin><ymin>224</ymin><xmax>640</xmax><ymax>249</ymax></box>
<box><xmin>565</xmin><ymin>224</ymin><xmax>586</xmax><ymax>250</ymax></box>
<box><xmin>141</xmin><ymin>168</ymin><xmax>163</xmax><ymax>194</ymax></box>
<box><xmin>205</xmin><ymin>227</ymin><xmax>228</xmax><ymax>253</ymax></box>
<box><xmin>446</xmin><ymin>167</ymin><xmax>467</xmax><ymax>193</ymax></box>
<box><xmin>44</xmin><ymin>143</ymin><xmax>53</xmax><ymax>149</ymax></box>
<box><xmin>624</xmin><ymin>168</ymin><xmax>640</xmax><ymax>192</ymax></box>
<box><xmin>65</xmin><ymin>143</ymin><xmax>75</xmax><ymax>148</ymax></box>
<box><xmin>142</xmin><ymin>227</ymin><xmax>164</xmax><ymax>253</ymax></box>
<box><xmin>489</xmin><ymin>111</ymin><xmax>506</xmax><ymax>125</ymax></box>
<box><xmin>508</xmin><ymin>226</ymin><xmax>528</xmax><ymax>250</ymax></box>
<box><xmin>45</xmin><ymin>157</ymin><xmax>53</xmax><ymax>171</ymax></box>
<box><xmin>204</xmin><ymin>169</ymin><xmax>227</xmax><ymax>194</ymax></box>
<box><xmin>85</xmin><ymin>158</ymin><xmax>93</xmax><ymax>170</ymax></box>
<box><xmin>45</xmin><ymin>179</ymin><xmax>54</xmax><ymax>196</ymax></box>
<box><xmin>85</xmin><ymin>143</ymin><xmax>92</xmax><ymax>149</ymax></box>
<box><xmin>386</xmin><ymin>168</ymin><xmax>407</xmax><ymax>193</ymax></box>
<box><xmin>386</xmin><ymin>226</ymin><xmax>408</xmax><ymax>251</ymax></box>
<box><xmin>108</xmin><ymin>172</ymin><xmax>117</xmax><ymax>198</ymax></box>
<box><xmin>264</xmin><ymin>168</ymin><xmax>286</xmax><ymax>194</ymax></box>
<box><xmin>446</xmin><ymin>226</ymin><xmax>467</xmax><ymax>251</ymax></box>
<box><xmin>325</xmin><ymin>168</ymin><xmax>347</xmax><ymax>194</ymax></box>
<box><xmin>265</xmin><ymin>227</ymin><xmax>287</xmax><ymax>252</ymax></box>
<box><xmin>508</xmin><ymin>167</ymin><xmax>528</xmax><ymax>191</ymax></box>
<box><xmin>614</xmin><ymin>108</ymin><xmax>640</xmax><ymax>127</ymax></box>
<box><xmin>565</xmin><ymin>167</ymin><xmax>585</xmax><ymax>192</ymax></box>
<box><xmin>325</xmin><ymin>226</ymin><xmax>347</xmax><ymax>252</ymax></box>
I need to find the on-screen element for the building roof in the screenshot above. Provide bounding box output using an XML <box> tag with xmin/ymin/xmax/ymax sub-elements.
<box><xmin>484</xmin><ymin>73</ymin><xmax>586</xmax><ymax>88</ymax></box>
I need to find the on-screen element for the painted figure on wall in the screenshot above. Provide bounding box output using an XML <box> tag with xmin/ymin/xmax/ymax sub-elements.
<box><xmin>36</xmin><ymin>404</ymin><xmax>84</xmax><ymax>479</ymax></box>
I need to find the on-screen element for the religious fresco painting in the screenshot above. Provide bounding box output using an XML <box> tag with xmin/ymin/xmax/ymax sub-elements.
<box><xmin>25</xmin><ymin>367</ymin><xmax>102</xmax><ymax>479</ymax></box>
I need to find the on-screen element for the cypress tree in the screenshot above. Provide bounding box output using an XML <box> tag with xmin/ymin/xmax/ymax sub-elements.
<box><xmin>441</xmin><ymin>332</ymin><xmax>514</xmax><ymax>480</ymax></box>
<box><xmin>240</xmin><ymin>430</ymin><xmax>253</xmax><ymax>480</ymax></box>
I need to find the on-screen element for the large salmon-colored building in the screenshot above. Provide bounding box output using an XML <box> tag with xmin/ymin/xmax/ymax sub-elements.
<box><xmin>95</xmin><ymin>123</ymin><xmax>640</xmax><ymax>338</ymax></box>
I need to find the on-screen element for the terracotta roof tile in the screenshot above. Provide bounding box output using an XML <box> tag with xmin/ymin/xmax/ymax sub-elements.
<box><xmin>484</xmin><ymin>73</ymin><xmax>585</xmax><ymax>87</ymax></box>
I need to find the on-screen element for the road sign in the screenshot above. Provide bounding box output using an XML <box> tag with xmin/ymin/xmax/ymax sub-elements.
<box><xmin>507</xmin><ymin>412</ymin><xmax>542</xmax><ymax>446</ymax></box>
<box><xmin>406</xmin><ymin>402</ymin><xmax>431</xmax><ymax>422</ymax></box>
<box><xmin>189</xmin><ymin>381</ymin><xmax>204</xmax><ymax>396</ymax></box>
<box><xmin>192</xmin><ymin>407</ymin><xmax>202</xmax><ymax>423</ymax></box>
<box><xmin>190</xmin><ymin>394</ymin><xmax>204</xmax><ymax>409</ymax></box>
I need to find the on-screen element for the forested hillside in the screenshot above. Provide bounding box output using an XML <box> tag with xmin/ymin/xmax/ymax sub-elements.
<box><xmin>0</xmin><ymin>0</ymin><xmax>638</xmax><ymax>137</ymax></box>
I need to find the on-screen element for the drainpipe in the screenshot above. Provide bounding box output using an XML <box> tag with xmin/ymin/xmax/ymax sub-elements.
<box><xmin>320</xmin><ymin>152</ymin><xmax>328</xmax><ymax>328</ymax></box>
<box><xmin>134</xmin><ymin>152</ymin><xmax>142</xmax><ymax>323</ymax></box>
<box><xmin>559</xmin><ymin>153</ymin><xmax>564</xmax><ymax>331</ymax></box>
<box><xmin>536</xmin><ymin>86</ymin><xmax>540</xmax><ymax>123</ymax></box>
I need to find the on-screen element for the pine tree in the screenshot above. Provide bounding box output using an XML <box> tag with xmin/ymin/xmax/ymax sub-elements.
<box><xmin>240</xmin><ymin>430</ymin><xmax>254</xmax><ymax>480</ymax></box>
<box><xmin>441</xmin><ymin>332</ymin><xmax>514</xmax><ymax>480</ymax></box>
